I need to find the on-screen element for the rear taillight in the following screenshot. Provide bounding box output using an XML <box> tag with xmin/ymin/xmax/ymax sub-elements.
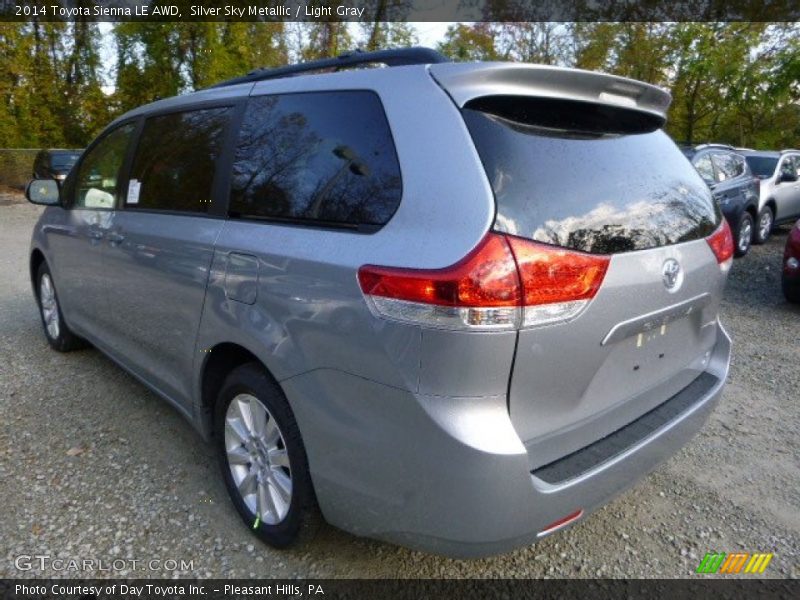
<box><xmin>507</xmin><ymin>235</ymin><xmax>609</xmax><ymax>327</ymax></box>
<box><xmin>358</xmin><ymin>233</ymin><xmax>521</xmax><ymax>330</ymax></box>
<box><xmin>358</xmin><ymin>233</ymin><xmax>609</xmax><ymax>330</ymax></box>
<box><xmin>706</xmin><ymin>220</ymin><xmax>734</xmax><ymax>272</ymax></box>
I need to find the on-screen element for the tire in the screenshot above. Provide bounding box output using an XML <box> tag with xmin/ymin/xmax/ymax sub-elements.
<box><xmin>783</xmin><ymin>278</ymin><xmax>800</xmax><ymax>304</ymax></box>
<box><xmin>35</xmin><ymin>262</ymin><xmax>88</xmax><ymax>352</ymax></box>
<box><xmin>215</xmin><ymin>363</ymin><xmax>322</xmax><ymax>548</ymax></box>
<box><xmin>733</xmin><ymin>212</ymin><xmax>753</xmax><ymax>258</ymax></box>
<box><xmin>753</xmin><ymin>207</ymin><xmax>774</xmax><ymax>245</ymax></box>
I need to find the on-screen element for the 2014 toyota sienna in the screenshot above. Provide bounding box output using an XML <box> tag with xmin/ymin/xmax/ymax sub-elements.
<box><xmin>26</xmin><ymin>48</ymin><xmax>733</xmax><ymax>558</ymax></box>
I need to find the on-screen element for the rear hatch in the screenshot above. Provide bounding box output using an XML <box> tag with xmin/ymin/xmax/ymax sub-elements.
<box><xmin>430</xmin><ymin>63</ymin><xmax>729</xmax><ymax>470</ymax></box>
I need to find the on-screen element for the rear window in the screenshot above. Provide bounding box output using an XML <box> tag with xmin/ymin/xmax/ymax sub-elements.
<box><xmin>744</xmin><ymin>156</ymin><xmax>778</xmax><ymax>178</ymax></box>
<box><xmin>463</xmin><ymin>102</ymin><xmax>720</xmax><ymax>255</ymax></box>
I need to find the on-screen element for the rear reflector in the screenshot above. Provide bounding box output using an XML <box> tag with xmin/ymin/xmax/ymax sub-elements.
<box><xmin>358</xmin><ymin>233</ymin><xmax>609</xmax><ymax>330</ymax></box>
<box><xmin>706</xmin><ymin>220</ymin><xmax>734</xmax><ymax>272</ymax></box>
<box><xmin>537</xmin><ymin>508</ymin><xmax>584</xmax><ymax>538</ymax></box>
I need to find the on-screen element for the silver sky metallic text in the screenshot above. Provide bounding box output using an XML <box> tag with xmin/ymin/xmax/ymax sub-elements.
<box><xmin>190</xmin><ymin>5</ymin><xmax>292</xmax><ymax>18</ymax></box>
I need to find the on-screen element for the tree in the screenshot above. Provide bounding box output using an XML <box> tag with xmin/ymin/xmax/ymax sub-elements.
<box><xmin>437</xmin><ymin>23</ymin><xmax>499</xmax><ymax>61</ymax></box>
<box><xmin>113</xmin><ymin>23</ymin><xmax>288</xmax><ymax>110</ymax></box>
<box><xmin>667</xmin><ymin>23</ymin><xmax>765</xmax><ymax>145</ymax></box>
<box><xmin>358</xmin><ymin>1</ymin><xmax>417</xmax><ymax>51</ymax></box>
<box><xmin>2</xmin><ymin>22</ymin><xmax>799</xmax><ymax>151</ymax></box>
<box><xmin>495</xmin><ymin>22</ymin><xmax>573</xmax><ymax>65</ymax></box>
<box><xmin>300</xmin><ymin>22</ymin><xmax>352</xmax><ymax>60</ymax></box>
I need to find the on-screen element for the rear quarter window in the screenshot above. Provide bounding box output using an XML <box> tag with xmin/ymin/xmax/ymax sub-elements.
<box><xmin>229</xmin><ymin>91</ymin><xmax>402</xmax><ymax>230</ymax></box>
<box><xmin>463</xmin><ymin>104</ymin><xmax>720</xmax><ymax>255</ymax></box>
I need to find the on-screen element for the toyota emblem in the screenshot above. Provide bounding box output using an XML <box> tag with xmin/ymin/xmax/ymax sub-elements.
<box><xmin>662</xmin><ymin>258</ymin><xmax>683</xmax><ymax>292</ymax></box>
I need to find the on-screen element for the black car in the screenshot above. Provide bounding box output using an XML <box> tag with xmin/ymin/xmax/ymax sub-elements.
<box><xmin>683</xmin><ymin>144</ymin><xmax>760</xmax><ymax>257</ymax></box>
<box><xmin>32</xmin><ymin>149</ymin><xmax>82</xmax><ymax>182</ymax></box>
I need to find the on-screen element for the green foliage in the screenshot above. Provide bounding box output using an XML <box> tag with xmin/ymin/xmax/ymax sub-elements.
<box><xmin>1</xmin><ymin>21</ymin><xmax>108</xmax><ymax>148</ymax></box>
<box><xmin>0</xmin><ymin>22</ymin><xmax>798</xmax><ymax>152</ymax></box>
<box><xmin>437</xmin><ymin>23</ymin><xmax>499</xmax><ymax>61</ymax></box>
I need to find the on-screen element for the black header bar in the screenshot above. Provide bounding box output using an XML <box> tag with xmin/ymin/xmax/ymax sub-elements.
<box><xmin>1</xmin><ymin>0</ymin><xmax>799</xmax><ymax>22</ymax></box>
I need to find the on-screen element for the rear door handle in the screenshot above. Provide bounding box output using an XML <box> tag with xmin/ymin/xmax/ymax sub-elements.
<box><xmin>107</xmin><ymin>231</ymin><xmax>126</xmax><ymax>245</ymax></box>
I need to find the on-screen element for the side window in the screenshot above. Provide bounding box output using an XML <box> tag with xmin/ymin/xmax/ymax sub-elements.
<box><xmin>779</xmin><ymin>156</ymin><xmax>797</xmax><ymax>179</ymax></box>
<box><xmin>229</xmin><ymin>91</ymin><xmax>402</xmax><ymax>228</ymax></box>
<box><xmin>712</xmin><ymin>152</ymin><xmax>736</xmax><ymax>182</ymax></box>
<box><xmin>74</xmin><ymin>124</ymin><xmax>135</xmax><ymax>209</ymax></box>
<box><xmin>126</xmin><ymin>107</ymin><xmax>231</xmax><ymax>213</ymax></box>
<box><xmin>693</xmin><ymin>154</ymin><xmax>715</xmax><ymax>184</ymax></box>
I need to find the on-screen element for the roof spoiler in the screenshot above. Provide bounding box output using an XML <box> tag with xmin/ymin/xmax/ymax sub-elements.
<box><xmin>429</xmin><ymin>63</ymin><xmax>671</xmax><ymax>126</ymax></box>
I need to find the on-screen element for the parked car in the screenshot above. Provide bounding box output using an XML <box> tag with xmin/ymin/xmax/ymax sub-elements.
<box><xmin>740</xmin><ymin>149</ymin><xmax>800</xmax><ymax>244</ymax></box>
<box><xmin>25</xmin><ymin>48</ymin><xmax>733</xmax><ymax>558</ymax></box>
<box><xmin>783</xmin><ymin>219</ymin><xmax>800</xmax><ymax>303</ymax></box>
<box><xmin>32</xmin><ymin>149</ymin><xmax>81</xmax><ymax>181</ymax></box>
<box><xmin>683</xmin><ymin>144</ymin><xmax>760</xmax><ymax>257</ymax></box>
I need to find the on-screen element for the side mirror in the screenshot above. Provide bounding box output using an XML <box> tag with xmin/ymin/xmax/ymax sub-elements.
<box><xmin>26</xmin><ymin>179</ymin><xmax>61</xmax><ymax>206</ymax></box>
<box><xmin>779</xmin><ymin>171</ymin><xmax>798</xmax><ymax>184</ymax></box>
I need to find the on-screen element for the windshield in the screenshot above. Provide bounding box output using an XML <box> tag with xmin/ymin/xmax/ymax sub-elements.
<box><xmin>463</xmin><ymin>106</ymin><xmax>720</xmax><ymax>255</ymax></box>
<box><xmin>51</xmin><ymin>153</ymin><xmax>80</xmax><ymax>169</ymax></box>
<box><xmin>744</xmin><ymin>156</ymin><xmax>778</xmax><ymax>178</ymax></box>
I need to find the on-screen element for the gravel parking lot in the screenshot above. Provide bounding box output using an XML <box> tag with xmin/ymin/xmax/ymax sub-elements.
<box><xmin>1</xmin><ymin>199</ymin><xmax>798</xmax><ymax>579</ymax></box>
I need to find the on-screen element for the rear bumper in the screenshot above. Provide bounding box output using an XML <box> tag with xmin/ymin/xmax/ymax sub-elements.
<box><xmin>282</xmin><ymin>321</ymin><xmax>731</xmax><ymax>558</ymax></box>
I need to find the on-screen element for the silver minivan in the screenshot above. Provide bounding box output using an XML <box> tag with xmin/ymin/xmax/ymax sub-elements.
<box><xmin>27</xmin><ymin>48</ymin><xmax>733</xmax><ymax>558</ymax></box>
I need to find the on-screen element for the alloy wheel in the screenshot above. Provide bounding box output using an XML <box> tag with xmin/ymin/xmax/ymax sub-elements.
<box><xmin>759</xmin><ymin>211</ymin><xmax>772</xmax><ymax>241</ymax></box>
<box><xmin>39</xmin><ymin>273</ymin><xmax>60</xmax><ymax>340</ymax></box>
<box><xmin>224</xmin><ymin>393</ymin><xmax>292</xmax><ymax>525</ymax></box>
<box><xmin>738</xmin><ymin>220</ymin><xmax>752</xmax><ymax>254</ymax></box>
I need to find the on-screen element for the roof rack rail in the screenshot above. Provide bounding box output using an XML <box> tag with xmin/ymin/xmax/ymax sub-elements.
<box><xmin>208</xmin><ymin>47</ymin><xmax>450</xmax><ymax>89</ymax></box>
<box><xmin>694</xmin><ymin>143</ymin><xmax>735</xmax><ymax>150</ymax></box>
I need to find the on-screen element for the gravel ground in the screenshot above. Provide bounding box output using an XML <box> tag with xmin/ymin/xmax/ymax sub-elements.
<box><xmin>1</xmin><ymin>200</ymin><xmax>798</xmax><ymax>579</ymax></box>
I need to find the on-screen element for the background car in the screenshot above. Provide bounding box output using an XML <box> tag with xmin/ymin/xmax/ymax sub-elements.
<box><xmin>683</xmin><ymin>144</ymin><xmax>760</xmax><ymax>257</ymax></box>
<box><xmin>32</xmin><ymin>149</ymin><xmax>81</xmax><ymax>182</ymax></box>
<box><xmin>783</xmin><ymin>219</ymin><xmax>800</xmax><ymax>303</ymax></box>
<box><xmin>740</xmin><ymin>149</ymin><xmax>800</xmax><ymax>244</ymax></box>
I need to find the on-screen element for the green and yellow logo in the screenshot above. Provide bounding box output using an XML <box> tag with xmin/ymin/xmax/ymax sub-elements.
<box><xmin>696</xmin><ymin>552</ymin><xmax>773</xmax><ymax>574</ymax></box>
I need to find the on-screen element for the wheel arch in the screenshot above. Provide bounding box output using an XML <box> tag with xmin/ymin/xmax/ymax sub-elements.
<box><xmin>198</xmin><ymin>342</ymin><xmax>284</xmax><ymax>439</ymax></box>
<box><xmin>30</xmin><ymin>248</ymin><xmax>46</xmax><ymax>299</ymax></box>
